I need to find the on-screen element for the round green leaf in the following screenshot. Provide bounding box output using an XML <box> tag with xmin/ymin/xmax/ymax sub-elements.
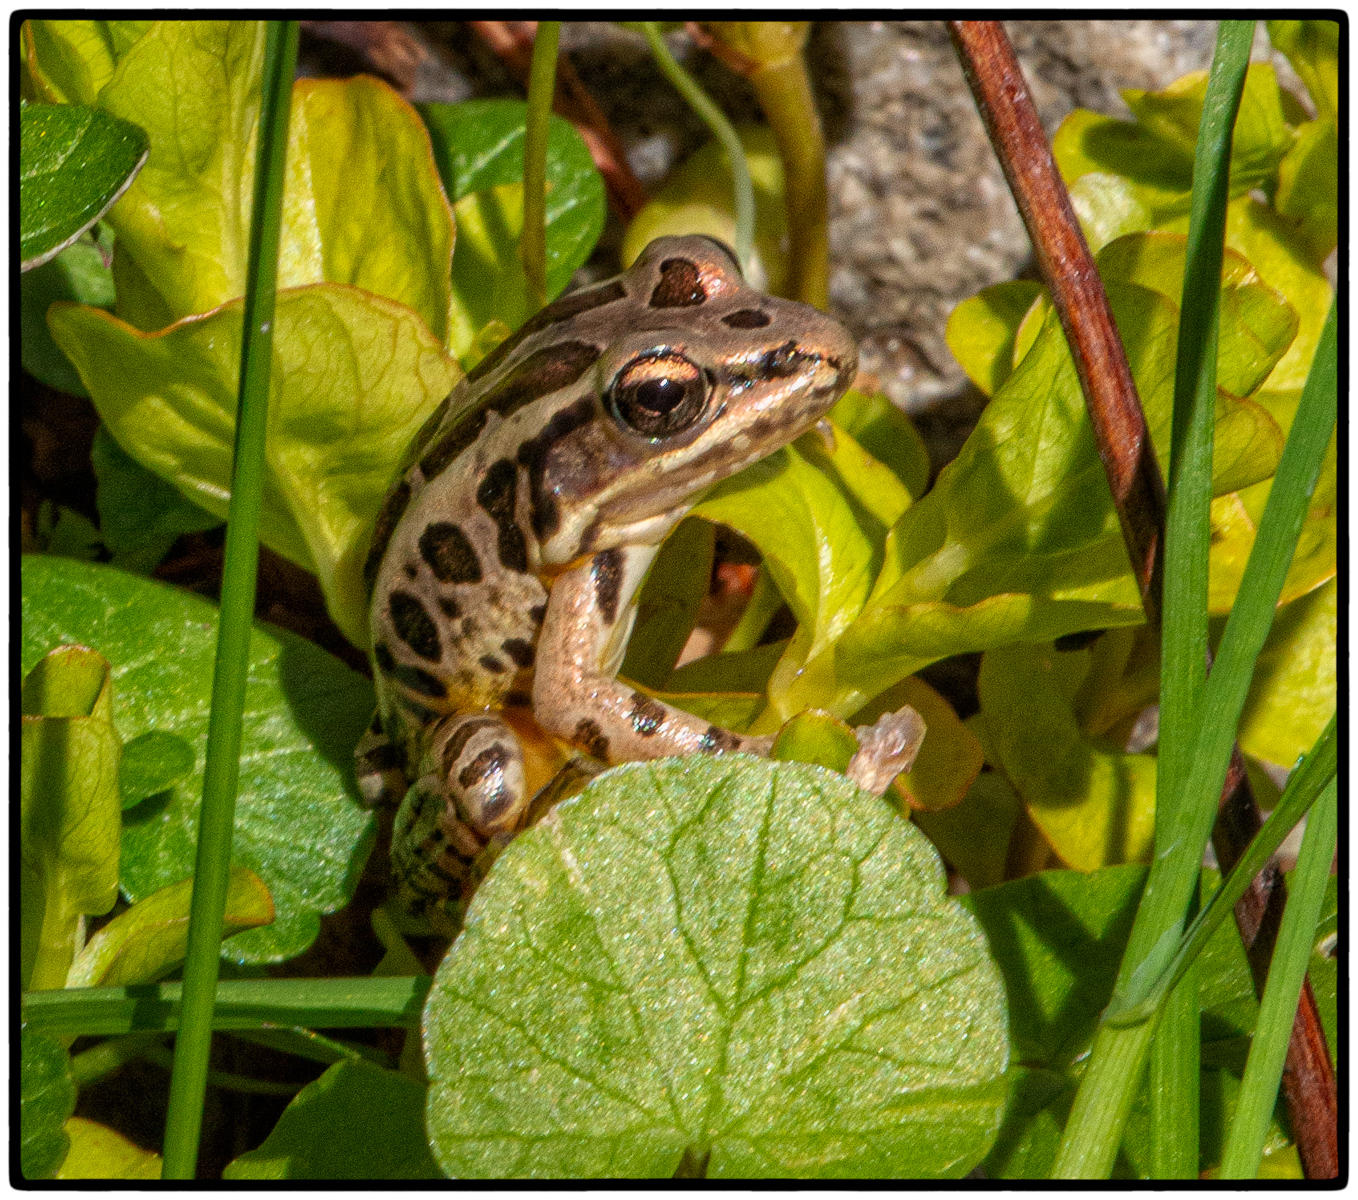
<box><xmin>118</xmin><ymin>729</ymin><xmax>195</xmax><ymax>807</ymax></box>
<box><xmin>21</xmin><ymin>555</ymin><xmax>375</xmax><ymax>964</ymax></box>
<box><xmin>20</xmin><ymin>103</ymin><xmax>148</xmax><ymax>271</ymax></box>
<box><xmin>425</xmin><ymin>755</ymin><xmax>1009</xmax><ymax>1179</ymax></box>
<box><xmin>224</xmin><ymin>1060</ymin><xmax>443</xmax><ymax>1180</ymax></box>
<box><xmin>20</xmin><ymin>1030</ymin><xmax>75</xmax><ymax>1180</ymax></box>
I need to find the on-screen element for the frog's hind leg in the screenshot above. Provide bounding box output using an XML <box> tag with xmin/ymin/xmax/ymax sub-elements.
<box><xmin>354</xmin><ymin>713</ymin><xmax>408</xmax><ymax>809</ymax></box>
<box><xmin>390</xmin><ymin>712</ymin><xmax>530</xmax><ymax>935</ymax></box>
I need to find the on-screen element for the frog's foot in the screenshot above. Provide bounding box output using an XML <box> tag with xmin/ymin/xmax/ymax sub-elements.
<box><xmin>847</xmin><ymin>705</ymin><xmax>926</xmax><ymax>796</ymax></box>
<box><xmin>354</xmin><ymin>712</ymin><xmax>408</xmax><ymax>809</ymax></box>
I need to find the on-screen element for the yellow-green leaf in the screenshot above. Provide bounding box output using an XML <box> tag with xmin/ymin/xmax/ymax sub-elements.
<box><xmin>48</xmin><ymin>285</ymin><xmax>459</xmax><ymax>645</ymax></box>
<box><xmin>21</xmin><ymin>19</ymin><xmax>152</xmax><ymax>106</ymax></box>
<box><xmin>20</xmin><ymin>646</ymin><xmax>122</xmax><ymax>991</ymax></box>
<box><xmin>977</xmin><ymin>642</ymin><xmax>1156</xmax><ymax>871</ymax></box>
<box><xmin>66</xmin><ymin>867</ymin><xmax>274</xmax><ymax>988</ymax></box>
<box><xmin>57</xmin><ymin>1119</ymin><xmax>161</xmax><ymax>1181</ymax></box>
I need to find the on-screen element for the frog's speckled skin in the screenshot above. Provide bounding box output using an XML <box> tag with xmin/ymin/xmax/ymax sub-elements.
<box><xmin>357</xmin><ymin>236</ymin><xmax>860</xmax><ymax>933</ymax></box>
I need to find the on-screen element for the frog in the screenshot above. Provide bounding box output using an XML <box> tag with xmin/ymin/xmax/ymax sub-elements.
<box><xmin>356</xmin><ymin>235</ymin><xmax>924</xmax><ymax>935</ymax></box>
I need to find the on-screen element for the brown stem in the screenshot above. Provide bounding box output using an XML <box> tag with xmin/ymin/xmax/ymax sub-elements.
<box><xmin>467</xmin><ymin>20</ymin><xmax>647</xmax><ymax>221</ymax></box>
<box><xmin>949</xmin><ymin>20</ymin><xmax>1336</xmax><ymax>1179</ymax></box>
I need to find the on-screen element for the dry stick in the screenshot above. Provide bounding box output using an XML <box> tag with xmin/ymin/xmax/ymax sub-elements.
<box><xmin>467</xmin><ymin>20</ymin><xmax>647</xmax><ymax>220</ymax></box>
<box><xmin>948</xmin><ymin>21</ymin><xmax>1336</xmax><ymax>1179</ymax></box>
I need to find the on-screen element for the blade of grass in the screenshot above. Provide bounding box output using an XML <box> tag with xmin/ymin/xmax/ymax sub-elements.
<box><xmin>638</xmin><ymin>21</ymin><xmax>755</xmax><ymax>272</ymax></box>
<box><xmin>1110</xmin><ymin>714</ymin><xmax>1336</xmax><ymax>1024</ymax></box>
<box><xmin>520</xmin><ymin>20</ymin><xmax>559</xmax><ymax>308</ymax></box>
<box><xmin>1219</xmin><ymin>777</ymin><xmax>1337</xmax><ymax>1178</ymax></box>
<box><xmin>22</xmin><ymin>976</ymin><xmax>432</xmax><ymax>1038</ymax></box>
<box><xmin>160</xmin><ymin>20</ymin><xmax>299</xmax><ymax>1180</ymax></box>
<box><xmin>1052</xmin><ymin>22</ymin><xmax>1250</xmax><ymax>1177</ymax></box>
<box><xmin>1146</xmin><ymin>18</ymin><xmax>1255</xmax><ymax>1175</ymax></box>
<box><xmin>1055</xmin><ymin>291</ymin><xmax>1336</xmax><ymax>1174</ymax></box>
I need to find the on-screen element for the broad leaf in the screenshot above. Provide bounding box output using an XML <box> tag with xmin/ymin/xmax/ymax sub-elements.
<box><xmin>117</xmin><ymin>729</ymin><xmax>196</xmax><ymax>808</ymax></box>
<box><xmin>421</xmin><ymin>98</ymin><xmax>605</xmax><ymax>361</ymax></box>
<box><xmin>66</xmin><ymin>868</ymin><xmax>274</xmax><ymax>987</ymax></box>
<box><xmin>977</xmin><ymin>642</ymin><xmax>1156</xmax><ymax>870</ymax></box>
<box><xmin>425</xmin><ymin>755</ymin><xmax>1009</xmax><ymax>1178</ymax></box>
<box><xmin>1266</xmin><ymin>19</ymin><xmax>1339</xmax><ymax>121</ymax></box>
<box><xmin>21</xmin><ymin>556</ymin><xmax>374</xmax><ymax>964</ymax></box>
<box><xmin>91</xmin><ymin>427</ymin><xmax>220</xmax><ymax>574</ymax></box>
<box><xmin>19</xmin><ymin>1030</ymin><xmax>75</xmax><ymax>1180</ymax></box>
<box><xmin>20</xmin><ymin>233</ymin><xmax>115</xmax><ymax>396</ymax></box>
<box><xmin>48</xmin><ymin>285</ymin><xmax>460</xmax><ymax>645</ymax></box>
<box><xmin>224</xmin><ymin>1060</ymin><xmax>442</xmax><ymax>1180</ymax></box>
<box><xmin>21</xmin><ymin>19</ymin><xmax>152</xmax><ymax>106</ymax></box>
<box><xmin>1273</xmin><ymin>118</ymin><xmax>1338</xmax><ymax>263</ymax></box>
<box><xmin>20</xmin><ymin>646</ymin><xmax>122</xmax><ymax>991</ymax></box>
<box><xmin>56</xmin><ymin>1119</ymin><xmax>162</xmax><ymax>1180</ymax></box>
<box><xmin>829</xmin><ymin>388</ymin><xmax>932</xmax><ymax>501</ymax></box>
<box><xmin>20</xmin><ymin>103</ymin><xmax>147</xmax><ymax>271</ymax></box>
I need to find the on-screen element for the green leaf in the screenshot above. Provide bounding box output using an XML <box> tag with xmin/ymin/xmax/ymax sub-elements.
<box><xmin>622</xmin><ymin>125</ymin><xmax>790</xmax><ymax>294</ymax></box>
<box><xmin>828</xmin><ymin>388</ymin><xmax>932</xmax><ymax>500</ymax></box>
<box><xmin>21</xmin><ymin>19</ymin><xmax>152</xmax><ymax>105</ymax></box>
<box><xmin>966</xmin><ymin>864</ymin><xmax>1304</xmax><ymax>1178</ymax></box>
<box><xmin>48</xmin><ymin>285</ymin><xmax>459</xmax><ymax>645</ymax></box>
<box><xmin>421</xmin><ymin>98</ymin><xmax>605</xmax><ymax>361</ymax></box>
<box><xmin>224</xmin><ymin>1060</ymin><xmax>443</xmax><ymax>1180</ymax></box>
<box><xmin>66</xmin><ymin>868</ymin><xmax>274</xmax><ymax>987</ymax></box>
<box><xmin>911</xmin><ymin>770</ymin><xmax>1020</xmax><ymax>891</ymax></box>
<box><xmin>1273</xmin><ymin>119</ymin><xmax>1338</xmax><ymax>262</ymax></box>
<box><xmin>21</xmin><ymin>556</ymin><xmax>375</xmax><ymax>964</ymax></box>
<box><xmin>118</xmin><ymin>729</ymin><xmax>196</xmax><ymax>808</ymax></box>
<box><xmin>1266</xmin><ymin>20</ymin><xmax>1339</xmax><ymax>120</ymax></box>
<box><xmin>20</xmin><ymin>103</ymin><xmax>148</xmax><ymax>271</ymax></box>
<box><xmin>619</xmin><ymin>517</ymin><xmax>714</xmax><ymax>689</ymax></box>
<box><xmin>693</xmin><ymin>434</ymin><xmax>884</xmax><ymax>727</ymax></box>
<box><xmin>424</xmin><ymin>755</ymin><xmax>1009</xmax><ymax>1178</ymax></box>
<box><xmin>91</xmin><ymin>427</ymin><xmax>220</xmax><ymax>574</ymax></box>
<box><xmin>21</xmin><ymin>233</ymin><xmax>115</xmax><ymax>396</ymax></box>
<box><xmin>62</xmin><ymin>22</ymin><xmax>454</xmax><ymax>336</ymax></box>
<box><xmin>945</xmin><ymin>281</ymin><xmax>1044</xmax><ymax>396</ymax></box>
<box><xmin>20</xmin><ymin>1030</ymin><xmax>75</xmax><ymax>1180</ymax></box>
<box><xmin>977</xmin><ymin>642</ymin><xmax>1157</xmax><ymax>870</ymax></box>
<box><xmin>56</xmin><ymin>1118</ymin><xmax>162</xmax><ymax>1180</ymax></box>
<box><xmin>34</xmin><ymin>502</ymin><xmax>104</xmax><ymax>562</ymax></box>
<box><xmin>1234</xmin><ymin>578</ymin><xmax>1335</xmax><ymax>768</ymax></box>
<box><xmin>21</xmin><ymin>645</ymin><xmax>123</xmax><ymax>991</ymax></box>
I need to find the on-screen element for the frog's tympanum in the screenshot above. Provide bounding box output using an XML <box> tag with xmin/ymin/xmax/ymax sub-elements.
<box><xmin>357</xmin><ymin>236</ymin><xmax>923</xmax><ymax>933</ymax></box>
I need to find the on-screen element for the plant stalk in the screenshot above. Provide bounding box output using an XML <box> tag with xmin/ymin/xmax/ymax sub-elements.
<box><xmin>160</xmin><ymin>20</ymin><xmax>298</xmax><ymax>1180</ymax></box>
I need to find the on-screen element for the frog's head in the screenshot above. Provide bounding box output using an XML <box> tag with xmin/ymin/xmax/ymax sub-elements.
<box><xmin>513</xmin><ymin>235</ymin><xmax>858</xmax><ymax>565</ymax></box>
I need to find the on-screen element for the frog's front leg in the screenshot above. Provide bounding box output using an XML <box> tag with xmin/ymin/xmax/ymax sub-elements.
<box><xmin>532</xmin><ymin>548</ymin><xmax>775</xmax><ymax>764</ymax></box>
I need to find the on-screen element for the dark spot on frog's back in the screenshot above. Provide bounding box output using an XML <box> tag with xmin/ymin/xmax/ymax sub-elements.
<box><xmin>502</xmin><ymin>638</ymin><xmax>535</xmax><ymax>669</ymax></box>
<box><xmin>393</xmin><ymin>663</ymin><xmax>448</xmax><ymax>699</ymax></box>
<box><xmin>389</xmin><ymin>589</ymin><xmax>441</xmax><ymax>661</ymax></box>
<box><xmin>419</xmin><ymin>409</ymin><xmax>488</xmax><ymax>480</ymax></box>
<box><xmin>650</xmin><ymin>258</ymin><xmax>707</xmax><ymax>308</ymax></box>
<box><xmin>591</xmin><ymin>549</ymin><xmax>624</xmax><ymax>624</ymax></box>
<box><xmin>516</xmin><ymin>396</ymin><xmax>596</xmax><ymax>539</ymax></box>
<box><xmin>363</xmin><ymin>480</ymin><xmax>411</xmax><ymax>587</ymax></box>
<box><xmin>419</xmin><ymin>522</ymin><xmax>482</xmax><ymax>584</ymax></box>
<box><xmin>483</xmin><ymin>340</ymin><xmax>602</xmax><ymax>420</ymax></box>
<box><xmin>467</xmin><ymin>281</ymin><xmax>625</xmax><ymax>384</ymax></box>
<box><xmin>475</xmin><ymin>458</ymin><xmax>529</xmax><ymax>573</ymax></box>
<box><xmin>722</xmin><ymin>308</ymin><xmax>770</xmax><ymax>329</ymax></box>
<box><xmin>699</xmin><ymin>725</ymin><xmax>741</xmax><ymax>754</ymax></box>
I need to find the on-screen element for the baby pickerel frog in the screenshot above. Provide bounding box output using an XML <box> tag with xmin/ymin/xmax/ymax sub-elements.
<box><xmin>357</xmin><ymin>236</ymin><xmax>923</xmax><ymax>934</ymax></box>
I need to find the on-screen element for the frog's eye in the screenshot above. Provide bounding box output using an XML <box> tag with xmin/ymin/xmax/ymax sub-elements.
<box><xmin>607</xmin><ymin>352</ymin><xmax>711</xmax><ymax>438</ymax></box>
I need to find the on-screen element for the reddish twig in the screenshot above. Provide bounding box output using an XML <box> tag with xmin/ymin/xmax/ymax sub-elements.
<box><xmin>467</xmin><ymin>20</ymin><xmax>647</xmax><ymax>221</ymax></box>
<box><xmin>949</xmin><ymin>20</ymin><xmax>1336</xmax><ymax>1179</ymax></box>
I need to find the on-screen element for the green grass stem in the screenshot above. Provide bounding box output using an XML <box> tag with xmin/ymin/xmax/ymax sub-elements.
<box><xmin>160</xmin><ymin>20</ymin><xmax>299</xmax><ymax>1179</ymax></box>
<box><xmin>23</xmin><ymin>976</ymin><xmax>432</xmax><ymax>1039</ymax></box>
<box><xmin>520</xmin><ymin>21</ymin><xmax>559</xmax><ymax>308</ymax></box>
<box><xmin>1219</xmin><ymin>777</ymin><xmax>1337</xmax><ymax>1177</ymax></box>
<box><xmin>640</xmin><ymin>22</ymin><xmax>755</xmax><ymax>272</ymax></box>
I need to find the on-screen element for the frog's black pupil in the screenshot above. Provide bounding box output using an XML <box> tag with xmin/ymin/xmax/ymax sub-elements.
<box><xmin>636</xmin><ymin>376</ymin><xmax>684</xmax><ymax>414</ymax></box>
